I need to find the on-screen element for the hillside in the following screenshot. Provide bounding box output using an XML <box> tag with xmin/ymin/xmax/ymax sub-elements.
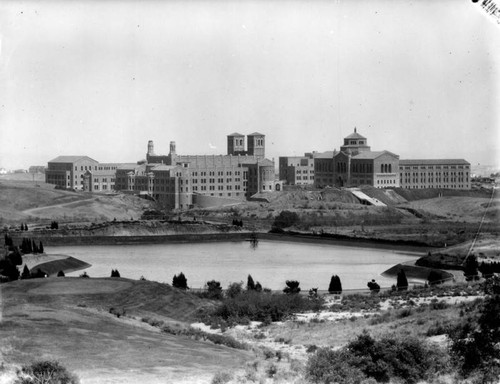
<box><xmin>0</xmin><ymin>278</ymin><xmax>250</xmax><ymax>383</ymax></box>
<box><xmin>0</xmin><ymin>178</ymin><xmax>152</xmax><ymax>225</ymax></box>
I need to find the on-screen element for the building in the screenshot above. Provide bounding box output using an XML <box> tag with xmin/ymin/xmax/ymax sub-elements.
<box><xmin>399</xmin><ymin>159</ymin><xmax>471</xmax><ymax>189</ymax></box>
<box><xmin>311</xmin><ymin>128</ymin><xmax>470</xmax><ymax>190</ymax></box>
<box><xmin>115</xmin><ymin>132</ymin><xmax>281</xmax><ymax>210</ymax></box>
<box><xmin>45</xmin><ymin>156</ymin><xmax>122</xmax><ymax>191</ymax></box>
<box><xmin>279</xmin><ymin>153</ymin><xmax>316</xmax><ymax>185</ymax></box>
<box><xmin>313</xmin><ymin>129</ymin><xmax>400</xmax><ymax>189</ymax></box>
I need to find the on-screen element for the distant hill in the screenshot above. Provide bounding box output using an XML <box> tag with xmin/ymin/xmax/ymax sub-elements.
<box><xmin>0</xmin><ymin>179</ymin><xmax>152</xmax><ymax>226</ymax></box>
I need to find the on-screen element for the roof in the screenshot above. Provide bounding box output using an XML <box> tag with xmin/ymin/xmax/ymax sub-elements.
<box><xmin>352</xmin><ymin>150</ymin><xmax>399</xmax><ymax>160</ymax></box>
<box><xmin>258</xmin><ymin>159</ymin><xmax>275</xmax><ymax>167</ymax></box>
<box><xmin>151</xmin><ymin>164</ymin><xmax>177</xmax><ymax>171</ymax></box>
<box><xmin>399</xmin><ymin>159</ymin><xmax>470</xmax><ymax>165</ymax></box>
<box><xmin>247</xmin><ymin>132</ymin><xmax>265</xmax><ymax>136</ymax></box>
<box><xmin>227</xmin><ymin>132</ymin><xmax>244</xmax><ymax>137</ymax></box>
<box><xmin>345</xmin><ymin>130</ymin><xmax>366</xmax><ymax>140</ymax></box>
<box><xmin>48</xmin><ymin>155</ymin><xmax>98</xmax><ymax>163</ymax></box>
<box><xmin>116</xmin><ymin>163</ymin><xmax>141</xmax><ymax>170</ymax></box>
<box><xmin>314</xmin><ymin>151</ymin><xmax>335</xmax><ymax>159</ymax></box>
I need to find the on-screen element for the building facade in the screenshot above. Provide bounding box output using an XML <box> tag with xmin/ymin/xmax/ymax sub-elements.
<box><xmin>311</xmin><ymin>129</ymin><xmax>470</xmax><ymax>190</ymax></box>
<box><xmin>313</xmin><ymin>129</ymin><xmax>400</xmax><ymax>189</ymax></box>
<box><xmin>114</xmin><ymin>132</ymin><xmax>281</xmax><ymax>210</ymax></box>
<box><xmin>279</xmin><ymin>153</ymin><xmax>316</xmax><ymax>185</ymax></box>
<box><xmin>399</xmin><ymin>159</ymin><xmax>471</xmax><ymax>189</ymax></box>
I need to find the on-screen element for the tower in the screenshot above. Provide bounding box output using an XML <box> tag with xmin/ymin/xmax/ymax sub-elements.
<box><xmin>169</xmin><ymin>141</ymin><xmax>176</xmax><ymax>157</ymax></box>
<box><xmin>340</xmin><ymin>128</ymin><xmax>370</xmax><ymax>156</ymax></box>
<box><xmin>147</xmin><ymin>140</ymin><xmax>155</xmax><ymax>157</ymax></box>
<box><xmin>247</xmin><ymin>132</ymin><xmax>265</xmax><ymax>159</ymax></box>
<box><xmin>227</xmin><ymin>133</ymin><xmax>246</xmax><ymax>155</ymax></box>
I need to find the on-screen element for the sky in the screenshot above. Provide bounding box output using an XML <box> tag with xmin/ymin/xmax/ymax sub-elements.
<box><xmin>0</xmin><ymin>0</ymin><xmax>499</xmax><ymax>170</ymax></box>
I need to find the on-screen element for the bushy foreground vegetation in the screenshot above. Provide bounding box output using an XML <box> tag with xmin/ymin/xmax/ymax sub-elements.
<box><xmin>14</xmin><ymin>360</ymin><xmax>79</xmax><ymax>384</ymax></box>
<box><xmin>200</xmin><ymin>280</ymin><xmax>324</xmax><ymax>326</ymax></box>
<box><xmin>307</xmin><ymin>332</ymin><xmax>448</xmax><ymax>384</ymax></box>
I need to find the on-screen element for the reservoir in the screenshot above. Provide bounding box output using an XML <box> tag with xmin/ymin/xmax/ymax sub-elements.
<box><xmin>56</xmin><ymin>240</ymin><xmax>422</xmax><ymax>290</ymax></box>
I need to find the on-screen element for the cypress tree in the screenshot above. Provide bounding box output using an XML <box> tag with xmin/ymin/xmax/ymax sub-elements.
<box><xmin>247</xmin><ymin>274</ymin><xmax>256</xmax><ymax>290</ymax></box>
<box><xmin>39</xmin><ymin>241</ymin><xmax>44</xmax><ymax>254</ymax></box>
<box><xmin>21</xmin><ymin>265</ymin><xmax>31</xmax><ymax>279</ymax></box>
<box><xmin>396</xmin><ymin>269</ymin><xmax>408</xmax><ymax>291</ymax></box>
<box><xmin>328</xmin><ymin>275</ymin><xmax>342</xmax><ymax>294</ymax></box>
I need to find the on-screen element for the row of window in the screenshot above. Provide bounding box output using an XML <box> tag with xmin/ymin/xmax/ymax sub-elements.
<box><xmin>401</xmin><ymin>165</ymin><xmax>469</xmax><ymax>170</ymax></box>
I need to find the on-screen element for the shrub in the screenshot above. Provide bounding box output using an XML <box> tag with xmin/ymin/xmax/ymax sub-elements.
<box><xmin>211</xmin><ymin>371</ymin><xmax>233</xmax><ymax>384</ymax></box>
<box><xmin>204</xmin><ymin>290</ymin><xmax>324</xmax><ymax>324</ymax></box>
<box><xmin>14</xmin><ymin>360</ymin><xmax>79</xmax><ymax>384</ymax></box>
<box><xmin>396</xmin><ymin>269</ymin><xmax>408</xmax><ymax>291</ymax></box>
<box><xmin>206</xmin><ymin>280</ymin><xmax>223</xmax><ymax>300</ymax></box>
<box><xmin>225</xmin><ymin>281</ymin><xmax>243</xmax><ymax>298</ymax></box>
<box><xmin>57</xmin><ymin>270</ymin><xmax>65</xmax><ymax>277</ymax></box>
<box><xmin>328</xmin><ymin>275</ymin><xmax>342</xmax><ymax>294</ymax></box>
<box><xmin>273</xmin><ymin>210</ymin><xmax>299</xmax><ymax>229</ymax></box>
<box><xmin>172</xmin><ymin>272</ymin><xmax>188</xmax><ymax>290</ymax></box>
<box><xmin>306</xmin><ymin>348</ymin><xmax>366</xmax><ymax>384</ymax></box>
<box><xmin>79</xmin><ymin>271</ymin><xmax>89</xmax><ymax>278</ymax></box>
<box><xmin>110</xmin><ymin>269</ymin><xmax>120</xmax><ymax>277</ymax></box>
<box><xmin>449</xmin><ymin>292</ymin><xmax>500</xmax><ymax>380</ymax></box>
<box><xmin>283</xmin><ymin>280</ymin><xmax>301</xmax><ymax>295</ymax></box>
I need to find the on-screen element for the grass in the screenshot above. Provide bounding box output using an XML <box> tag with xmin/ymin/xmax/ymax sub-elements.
<box><xmin>0</xmin><ymin>277</ymin><xmax>250</xmax><ymax>383</ymax></box>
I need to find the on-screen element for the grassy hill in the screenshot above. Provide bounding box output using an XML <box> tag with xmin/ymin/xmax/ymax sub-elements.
<box><xmin>0</xmin><ymin>178</ymin><xmax>152</xmax><ymax>226</ymax></box>
<box><xmin>0</xmin><ymin>277</ymin><xmax>250</xmax><ymax>383</ymax></box>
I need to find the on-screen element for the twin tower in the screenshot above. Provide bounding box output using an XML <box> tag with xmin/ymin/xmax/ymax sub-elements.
<box><xmin>146</xmin><ymin>132</ymin><xmax>266</xmax><ymax>164</ymax></box>
<box><xmin>227</xmin><ymin>132</ymin><xmax>265</xmax><ymax>159</ymax></box>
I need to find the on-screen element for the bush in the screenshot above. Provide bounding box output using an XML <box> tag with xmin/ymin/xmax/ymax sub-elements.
<box><xmin>204</xmin><ymin>290</ymin><xmax>324</xmax><ymax>325</ymax></box>
<box><xmin>396</xmin><ymin>269</ymin><xmax>408</xmax><ymax>291</ymax></box>
<box><xmin>211</xmin><ymin>371</ymin><xmax>233</xmax><ymax>384</ymax></box>
<box><xmin>57</xmin><ymin>270</ymin><xmax>65</xmax><ymax>277</ymax></box>
<box><xmin>110</xmin><ymin>269</ymin><xmax>120</xmax><ymax>277</ymax></box>
<box><xmin>79</xmin><ymin>271</ymin><xmax>89</xmax><ymax>278</ymax></box>
<box><xmin>14</xmin><ymin>360</ymin><xmax>79</xmax><ymax>384</ymax></box>
<box><xmin>307</xmin><ymin>332</ymin><xmax>448</xmax><ymax>384</ymax></box>
<box><xmin>328</xmin><ymin>275</ymin><xmax>342</xmax><ymax>294</ymax></box>
<box><xmin>225</xmin><ymin>281</ymin><xmax>243</xmax><ymax>298</ymax></box>
<box><xmin>273</xmin><ymin>210</ymin><xmax>299</xmax><ymax>229</ymax></box>
<box><xmin>206</xmin><ymin>280</ymin><xmax>223</xmax><ymax>300</ymax></box>
<box><xmin>283</xmin><ymin>280</ymin><xmax>301</xmax><ymax>295</ymax></box>
<box><xmin>172</xmin><ymin>272</ymin><xmax>188</xmax><ymax>290</ymax></box>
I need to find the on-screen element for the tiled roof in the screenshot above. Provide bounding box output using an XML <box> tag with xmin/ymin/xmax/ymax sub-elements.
<box><xmin>48</xmin><ymin>155</ymin><xmax>97</xmax><ymax>163</ymax></box>
<box><xmin>400</xmin><ymin>159</ymin><xmax>470</xmax><ymax>165</ymax></box>
<box><xmin>227</xmin><ymin>132</ymin><xmax>244</xmax><ymax>137</ymax></box>
<box><xmin>247</xmin><ymin>132</ymin><xmax>265</xmax><ymax>136</ymax></box>
<box><xmin>151</xmin><ymin>165</ymin><xmax>177</xmax><ymax>171</ymax></box>
<box><xmin>258</xmin><ymin>159</ymin><xmax>275</xmax><ymax>167</ymax></box>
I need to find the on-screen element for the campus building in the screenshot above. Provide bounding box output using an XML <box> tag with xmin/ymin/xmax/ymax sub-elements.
<box><xmin>114</xmin><ymin>132</ymin><xmax>281</xmax><ymax>210</ymax></box>
<box><xmin>399</xmin><ymin>159</ymin><xmax>471</xmax><ymax>189</ymax></box>
<box><xmin>278</xmin><ymin>153</ymin><xmax>316</xmax><ymax>185</ymax></box>
<box><xmin>45</xmin><ymin>156</ymin><xmax>124</xmax><ymax>192</ymax></box>
<box><xmin>312</xmin><ymin>129</ymin><xmax>400</xmax><ymax>188</ymax></box>
<box><xmin>305</xmin><ymin>129</ymin><xmax>470</xmax><ymax>190</ymax></box>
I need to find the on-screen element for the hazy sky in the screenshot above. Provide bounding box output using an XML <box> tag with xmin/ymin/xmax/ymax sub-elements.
<box><xmin>1</xmin><ymin>0</ymin><xmax>499</xmax><ymax>170</ymax></box>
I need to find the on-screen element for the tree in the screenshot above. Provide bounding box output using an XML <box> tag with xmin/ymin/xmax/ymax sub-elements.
<box><xmin>283</xmin><ymin>280</ymin><xmax>301</xmax><ymax>294</ymax></box>
<box><xmin>450</xmin><ymin>292</ymin><xmax>500</xmax><ymax>380</ymax></box>
<box><xmin>328</xmin><ymin>275</ymin><xmax>342</xmax><ymax>294</ymax></box>
<box><xmin>247</xmin><ymin>274</ymin><xmax>256</xmax><ymax>291</ymax></box>
<box><xmin>0</xmin><ymin>258</ymin><xmax>20</xmax><ymax>281</ymax></box>
<box><xmin>57</xmin><ymin>270</ymin><xmax>65</xmax><ymax>277</ymax></box>
<box><xmin>21</xmin><ymin>265</ymin><xmax>31</xmax><ymax>280</ymax></box>
<box><xmin>111</xmin><ymin>269</ymin><xmax>121</xmax><ymax>277</ymax></box>
<box><xmin>206</xmin><ymin>280</ymin><xmax>223</xmax><ymax>300</ymax></box>
<box><xmin>273</xmin><ymin>210</ymin><xmax>299</xmax><ymax>229</ymax></box>
<box><xmin>367</xmin><ymin>279</ymin><xmax>380</xmax><ymax>293</ymax></box>
<box><xmin>396</xmin><ymin>269</ymin><xmax>408</xmax><ymax>291</ymax></box>
<box><xmin>463</xmin><ymin>254</ymin><xmax>479</xmax><ymax>281</ymax></box>
<box><xmin>225</xmin><ymin>281</ymin><xmax>243</xmax><ymax>298</ymax></box>
<box><xmin>39</xmin><ymin>241</ymin><xmax>44</xmax><ymax>254</ymax></box>
<box><xmin>172</xmin><ymin>272</ymin><xmax>188</xmax><ymax>290</ymax></box>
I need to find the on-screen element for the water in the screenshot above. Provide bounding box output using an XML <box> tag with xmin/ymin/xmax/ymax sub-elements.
<box><xmin>53</xmin><ymin>240</ymin><xmax>421</xmax><ymax>290</ymax></box>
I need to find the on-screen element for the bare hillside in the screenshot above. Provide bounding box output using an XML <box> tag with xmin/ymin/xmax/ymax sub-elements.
<box><xmin>0</xmin><ymin>179</ymin><xmax>152</xmax><ymax>225</ymax></box>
